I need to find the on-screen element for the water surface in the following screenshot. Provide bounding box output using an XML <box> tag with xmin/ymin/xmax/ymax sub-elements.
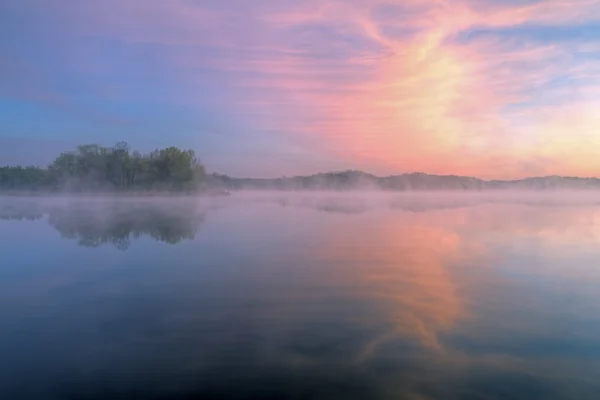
<box><xmin>1</xmin><ymin>193</ymin><xmax>600</xmax><ymax>399</ymax></box>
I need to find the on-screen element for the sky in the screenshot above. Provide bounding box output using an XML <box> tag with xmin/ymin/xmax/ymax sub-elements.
<box><xmin>1</xmin><ymin>0</ymin><xmax>600</xmax><ymax>178</ymax></box>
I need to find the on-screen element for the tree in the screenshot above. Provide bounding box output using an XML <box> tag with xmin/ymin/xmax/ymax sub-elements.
<box><xmin>0</xmin><ymin>142</ymin><xmax>206</xmax><ymax>192</ymax></box>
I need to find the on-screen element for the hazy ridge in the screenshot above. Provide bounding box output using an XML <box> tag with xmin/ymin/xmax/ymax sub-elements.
<box><xmin>207</xmin><ymin>170</ymin><xmax>600</xmax><ymax>191</ymax></box>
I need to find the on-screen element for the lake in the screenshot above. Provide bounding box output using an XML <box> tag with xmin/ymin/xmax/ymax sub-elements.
<box><xmin>1</xmin><ymin>193</ymin><xmax>600</xmax><ymax>400</ymax></box>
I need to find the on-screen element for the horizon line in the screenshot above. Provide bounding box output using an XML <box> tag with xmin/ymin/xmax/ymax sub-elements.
<box><xmin>219</xmin><ymin>170</ymin><xmax>600</xmax><ymax>182</ymax></box>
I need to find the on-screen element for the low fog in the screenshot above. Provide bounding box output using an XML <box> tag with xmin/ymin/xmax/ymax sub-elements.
<box><xmin>4</xmin><ymin>190</ymin><xmax>600</xmax><ymax>229</ymax></box>
<box><xmin>6</xmin><ymin>189</ymin><xmax>600</xmax><ymax>212</ymax></box>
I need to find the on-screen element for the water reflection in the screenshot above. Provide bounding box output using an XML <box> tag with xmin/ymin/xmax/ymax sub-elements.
<box><xmin>0</xmin><ymin>199</ymin><xmax>205</xmax><ymax>249</ymax></box>
<box><xmin>307</xmin><ymin>201</ymin><xmax>600</xmax><ymax>398</ymax></box>
<box><xmin>2</xmin><ymin>195</ymin><xmax>600</xmax><ymax>399</ymax></box>
<box><xmin>0</xmin><ymin>201</ymin><xmax>44</xmax><ymax>221</ymax></box>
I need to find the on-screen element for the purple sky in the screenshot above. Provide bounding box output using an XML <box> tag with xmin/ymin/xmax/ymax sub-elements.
<box><xmin>2</xmin><ymin>0</ymin><xmax>600</xmax><ymax>178</ymax></box>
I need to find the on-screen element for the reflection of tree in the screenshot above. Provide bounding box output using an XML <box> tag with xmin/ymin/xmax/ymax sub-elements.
<box><xmin>47</xmin><ymin>202</ymin><xmax>205</xmax><ymax>250</ymax></box>
<box><xmin>0</xmin><ymin>202</ymin><xmax>44</xmax><ymax>221</ymax></box>
<box><xmin>0</xmin><ymin>200</ymin><xmax>204</xmax><ymax>250</ymax></box>
<box><xmin>304</xmin><ymin>199</ymin><xmax>367</xmax><ymax>214</ymax></box>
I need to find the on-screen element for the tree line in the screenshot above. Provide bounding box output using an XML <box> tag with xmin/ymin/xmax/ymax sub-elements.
<box><xmin>0</xmin><ymin>142</ymin><xmax>206</xmax><ymax>191</ymax></box>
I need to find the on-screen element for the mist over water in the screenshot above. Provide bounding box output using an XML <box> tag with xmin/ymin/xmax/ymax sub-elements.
<box><xmin>2</xmin><ymin>192</ymin><xmax>600</xmax><ymax>399</ymax></box>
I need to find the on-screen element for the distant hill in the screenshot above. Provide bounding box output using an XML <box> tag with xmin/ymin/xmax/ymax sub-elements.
<box><xmin>206</xmin><ymin>170</ymin><xmax>600</xmax><ymax>191</ymax></box>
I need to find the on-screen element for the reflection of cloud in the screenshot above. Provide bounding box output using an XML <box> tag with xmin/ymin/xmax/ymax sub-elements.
<box><xmin>316</xmin><ymin>211</ymin><xmax>474</xmax><ymax>355</ymax></box>
<box><xmin>3</xmin><ymin>195</ymin><xmax>600</xmax><ymax>398</ymax></box>
<box><xmin>311</xmin><ymin>197</ymin><xmax>600</xmax><ymax>362</ymax></box>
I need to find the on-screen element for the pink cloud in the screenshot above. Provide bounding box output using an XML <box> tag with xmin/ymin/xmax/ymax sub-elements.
<box><xmin>38</xmin><ymin>0</ymin><xmax>600</xmax><ymax>177</ymax></box>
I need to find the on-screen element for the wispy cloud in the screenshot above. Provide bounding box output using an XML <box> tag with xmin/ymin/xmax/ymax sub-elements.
<box><xmin>2</xmin><ymin>0</ymin><xmax>600</xmax><ymax>176</ymax></box>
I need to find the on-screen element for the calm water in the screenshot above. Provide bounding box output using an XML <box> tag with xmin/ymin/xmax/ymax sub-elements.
<box><xmin>2</xmin><ymin>193</ymin><xmax>600</xmax><ymax>400</ymax></box>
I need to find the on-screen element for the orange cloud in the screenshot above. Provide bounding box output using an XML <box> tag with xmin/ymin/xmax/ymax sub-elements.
<box><xmin>222</xmin><ymin>0</ymin><xmax>600</xmax><ymax>178</ymax></box>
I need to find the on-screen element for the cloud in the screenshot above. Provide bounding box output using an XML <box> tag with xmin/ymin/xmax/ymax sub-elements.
<box><xmin>3</xmin><ymin>0</ymin><xmax>600</xmax><ymax>176</ymax></box>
